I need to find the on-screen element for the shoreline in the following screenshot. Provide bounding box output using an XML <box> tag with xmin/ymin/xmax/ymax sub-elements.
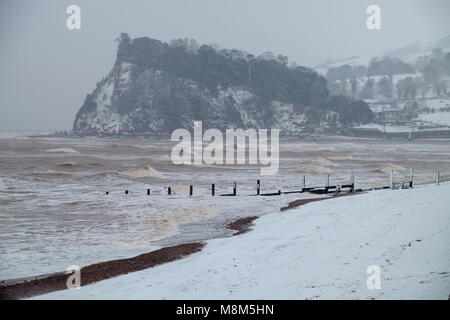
<box><xmin>280</xmin><ymin>191</ymin><xmax>363</xmax><ymax>211</ymax></box>
<box><xmin>29</xmin><ymin>182</ymin><xmax>450</xmax><ymax>299</ymax></box>
<box><xmin>6</xmin><ymin>128</ymin><xmax>448</xmax><ymax>142</ymax></box>
<box><xmin>0</xmin><ymin>214</ymin><xmax>261</xmax><ymax>300</ymax></box>
<box><xmin>0</xmin><ymin>242</ymin><xmax>204</xmax><ymax>300</ymax></box>
<box><xmin>0</xmin><ymin>194</ymin><xmax>324</xmax><ymax>300</ymax></box>
<box><xmin>0</xmin><ymin>182</ymin><xmax>443</xmax><ymax>299</ymax></box>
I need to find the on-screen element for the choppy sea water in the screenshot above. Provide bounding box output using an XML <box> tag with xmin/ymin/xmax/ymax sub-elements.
<box><xmin>1</xmin><ymin>134</ymin><xmax>450</xmax><ymax>280</ymax></box>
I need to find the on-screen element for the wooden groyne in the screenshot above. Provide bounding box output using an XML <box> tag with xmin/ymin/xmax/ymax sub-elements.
<box><xmin>104</xmin><ymin>169</ymin><xmax>448</xmax><ymax>197</ymax></box>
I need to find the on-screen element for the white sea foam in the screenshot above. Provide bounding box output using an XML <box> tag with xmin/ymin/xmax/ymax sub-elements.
<box><xmin>170</xmin><ymin>185</ymin><xmax>190</xmax><ymax>194</ymax></box>
<box><xmin>45</xmin><ymin>148</ymin><xmax>79</xmax><ymax>154</ymax></box>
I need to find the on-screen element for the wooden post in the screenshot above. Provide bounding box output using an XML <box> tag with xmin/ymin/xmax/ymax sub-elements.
<box><xmin>409</xmin><ymin>168</ymin><xmax>413</xmax><ymax>188</ymax></box>
<box><xmin>350</xmin><ymin>172</ymin><xmax>354</xmax><ymax>192</ymax></box>
<box><xmin>190</xmin><ymin>185</ymin><xmax>193</xmax><ymax>196</ymax></box>
<box><xmin>168</xmin><ymin>187</ymin><xmax>171</xmax><ymax>195</ymax></box>
<box><xmin>147</xmin><ymin>188</ymin><xmax>150</xmax><ymax>195</ymax></box>
<box><xmin>389</xmin><ymin>169</ymin><xmax>394</xmax><ymax>190</ymax></box>
<box><xmin>257</xmin><ymin>180</ymin><xmax>260</xmax><ymax>195</ymax></box>
<box><xmin>233</xmin><ymin>182</ymin><xmax>237</xmax><ymax>196</ymax></box>
<box><xmin>278</xmin><ymin>190</ymin><xmax>281</xmax><ymax>195</ymax></box>
<box><xmin>212</xmin><ymin>184</ymin><xmax>215</xmax><ymax>196</ymax></box>
<box><xmin>125</xmin><ymin>190</ymin><xmax>129</xmax><ymax>195</ymax></box>
<box><xmin>436</xmin><ymin>171</ymin><xmax>440</xmax><ymax>186</ymax></box>
<box><xmin>326</xmin><ymin>174</ymin><xmax>330</xmax><ymax>187</ymax></box>
<box><xmin>302</xmin><ymin>176</ymin><xmax>306</xmax><ymax>189</ymax></box>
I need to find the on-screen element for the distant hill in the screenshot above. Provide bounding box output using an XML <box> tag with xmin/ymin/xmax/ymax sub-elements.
<box><xmin>435</xmin><ymin>35</ymin><xmax>450</xmax><ymax>50</ymax></box>
<box><xmin>382</xmin><ymin>34</ymin><xmax>450</xmax><ymax>62</ymax></box>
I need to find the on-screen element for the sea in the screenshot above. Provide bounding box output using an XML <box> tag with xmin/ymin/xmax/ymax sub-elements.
<box><xmin>1</xmin><ymin>133</ymin><xmax>449</xmax><ymax>280</ymax></box>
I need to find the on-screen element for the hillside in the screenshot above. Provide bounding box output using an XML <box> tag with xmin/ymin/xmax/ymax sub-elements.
<box><xmin>73</xmin><ymin>34</ymin><xmax>373</xmax><ymax>136</ymax></box>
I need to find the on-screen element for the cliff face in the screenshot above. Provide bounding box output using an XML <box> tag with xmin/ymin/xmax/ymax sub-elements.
<box><xmin>73</xmin><ymin>35</ymin><xmax>371</xmax><ymax>136</ymax></box>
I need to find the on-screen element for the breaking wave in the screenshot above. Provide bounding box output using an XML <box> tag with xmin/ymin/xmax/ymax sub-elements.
<box><xmin>298</xmin><ymin>164</ymin><xmax>334</xmax><ymax>174</ymax></box>
<box><xmin>113</xmin><ymin>204</ymin><xmax>218</xmax><ymax>246</ymax></box>
<box><xmin>170</xmin><ymin>185</ymin><xmax>190</xmax><ymax>194</ymax></box>
<box><xmin>45</xmin><ymin>148</ymin><xmax>79</xmax><ymax>154</ymax></box>
<box><xmin>328</xmin><ymin>155</ymin><xmax>354</xmax><ymax>161</ymax></box>
<box><xmin>62</xmin><ymin>200</ymin><xmax>90</xmax><ymax>206</ymax></box>
<box><xmin>120</xmin><ymin>165</ymin><xmax>162</xmax><ymax>178</ymax></box>
<box><xmin>373</xmin><ymin>163</ymin><xmax>406</xmax><ymax>174</ymax></box>
<box><xmin>313</xmin><ymin>157</ymin><xmax>337</xmax><ymax>167</ymax></box>
<box><xmin>58</xmin><ymin>162</ymin><xmax>76</xmax><ymax>167</ymax></box>
<box><xmin>295</xmin><ymin>157</ymin><xmax>337</xmax><ymax>174</ymax></box>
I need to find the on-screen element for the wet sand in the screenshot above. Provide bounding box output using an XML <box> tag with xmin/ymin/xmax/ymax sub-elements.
<box><xmin>280</xmin><ymin>191</ymin><xmax>363</xmax><ymax>211</ymax></box>
<box><xmin>0</xmin><ymin>242</ymin><xmax>204</xmax><ymax>300</ymax></box>
<box><xmin>227</xmin><ymin>216</ymin><xmax>258</xmax><ymax>235</ymax></box>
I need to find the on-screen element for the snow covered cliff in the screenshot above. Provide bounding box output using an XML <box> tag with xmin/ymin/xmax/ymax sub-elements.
<box><xmin>73</xmin><ymin>35</ymin><xmax>373</xmax><ymax>136</ymax></box>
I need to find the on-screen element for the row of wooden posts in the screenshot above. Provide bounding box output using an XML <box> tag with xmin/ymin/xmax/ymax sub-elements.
<box><xmin>105</xmin><ymin>168</ymin><xmax>444</xmax><ymax>196</ymax></box>
<box><xmin>105</xmin><ymin>175</ymin><xmax>355</xmax><ymax>196</ymax></box>
<box><xmin>389</xmin><ymin>168</ymin><xmax>443</xmax><ymax>190</ymax></box>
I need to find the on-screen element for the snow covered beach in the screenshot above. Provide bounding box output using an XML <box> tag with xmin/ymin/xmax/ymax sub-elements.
<box><xmin>3</xmin><ymin>137</ymin><xmax>450</xmax><ymax>282</ymax></box>
<box><xmin>35</xmin><ymin>182</ymin><xmax>450</xmax><ymax>300</ymax></box>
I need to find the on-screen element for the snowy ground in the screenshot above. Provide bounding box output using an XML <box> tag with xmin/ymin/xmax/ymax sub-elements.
<box><xmin>35</xmin><ymin>182</ymin><xmax>450</xmax><ymax>300</ymax></box>
<box><xmin>417</xmin><ymin>111</ymin><xmax>450</xmax><ymax>127</ymax></box>
<box><xmin>353</xmin><ymin>123</ymin><xmax>413</xmax><ymax>133</ymax></box>
<box><xmin>423</xmin><ymin>99</ymin><xmax>450</xmax><ymax>111</ymax></box>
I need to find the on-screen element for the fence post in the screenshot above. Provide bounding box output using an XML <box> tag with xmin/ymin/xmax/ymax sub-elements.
<box><xmin>147</xmin><ymin>188</ymin><xmax>150</xmax><ymax>195</ymax></box>
<box><xmin>125</xmin><ymin>190</ymin><xmax>129</xmax><ymax>195</ymax></box>
<box><xmin>257</xmin><ymin>180</ymin><xmax>260</xmax><ymax>195</ymax></box>
<box><xmin>302</xmin><ymin>176</ymin><xmax>306</xmax><ymax>189</ymax></box>
<box><xmin>389</xmin><ymin>169</ymin><xmax>394</xmax><ymax>190</ymax></box>
<box><xmin>233</xmin><ymin>181</ymin><xmax>237</xmax><ymax>196</ymax></box>
<box><xmin>409</xmin><ymin>168</ymin><xmax>413</xmax><ymax>188</ymax></box>
<box><xmin>326</xmin><ymin>174</ymin><xmax>330</xmax><ymax>187</ymax></box>
<box><xmin>168</xmin><ymin>187</ymin><xmax>171</xmax><ymax>195</ymax></box>
<box><xmin>190</xmin><ymin>185</ymin><xmax>193</xmax><ymax>196</ymax></box>
<box><xmin>436</xmin><ymin>171</ymin><xmax>440</xmax><ymax>186</ymax></box>
<box><xmin>212</xmin><ymin>184</ymin><xmax>215</xmax><ymax>196</ymax></box>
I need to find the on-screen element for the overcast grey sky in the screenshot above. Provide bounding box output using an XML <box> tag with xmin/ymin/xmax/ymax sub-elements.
<box><xmin>1</xmin><ymin>0</ymin><xmax>449</xmax><ymax>132</ymax></box>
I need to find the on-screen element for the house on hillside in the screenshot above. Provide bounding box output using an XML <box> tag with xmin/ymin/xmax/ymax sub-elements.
<box><xmin>366</xmin><ymin>99</ymin><xmax>416</xmax><ymax>123</ymax></box>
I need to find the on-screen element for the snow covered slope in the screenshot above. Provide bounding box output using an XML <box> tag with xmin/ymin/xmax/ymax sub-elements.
<box><xmin>35</xmin><ymin>183</ymin><xmax>450</xmax><ymax>299</ymax></box>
